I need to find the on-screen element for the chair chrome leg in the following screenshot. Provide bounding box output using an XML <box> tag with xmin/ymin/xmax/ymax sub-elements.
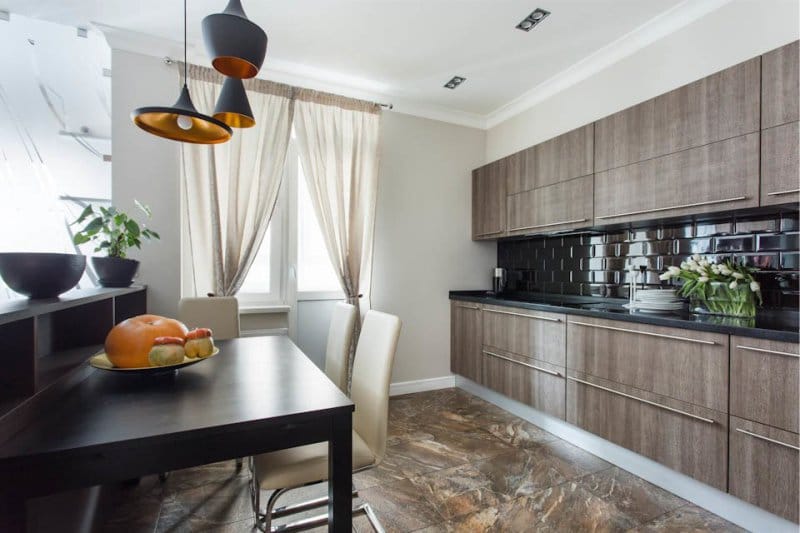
<box><xmin>357</xmin><ymin>503</ymin><xmax>385</xmax><ymax>533</ymax></box>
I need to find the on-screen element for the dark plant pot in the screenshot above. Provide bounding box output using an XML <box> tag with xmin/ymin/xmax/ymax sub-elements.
<box><xmin>91</xmin><ymin>256</ymin><xmax>140</xmax><ymax>288</ymax></box>
<box><xmin>0</xmin><ymin>252</ymin><xmax>86</xmax><ymax>299</ymax></box>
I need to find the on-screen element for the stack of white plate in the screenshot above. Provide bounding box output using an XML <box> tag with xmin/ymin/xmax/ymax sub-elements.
<box><xmin>624</xmin><ymin>289</ymin><xmax>685</xmax><ymax>313</ymax></box>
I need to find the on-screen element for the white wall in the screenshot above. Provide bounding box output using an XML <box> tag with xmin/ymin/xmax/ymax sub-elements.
<box><xmin>111</xmin><ymin>50</ymin><xmax>181</xmax><ymax>316</ymax></box>
<box><xmin>486</xmin><ymin>0</ymin><xmax>800</xmax><ymax>161</ymax></box>
<box><xmin>372</xmin><ymin>112</ymin><xmax>493</xmax><ymax>384</ymax></box>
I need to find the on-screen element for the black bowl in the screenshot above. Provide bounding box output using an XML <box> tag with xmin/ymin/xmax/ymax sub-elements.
<box><xmin>0</xmin><ymin>253</ymin><xmax>86</xmax><ymax>299</ymax></box>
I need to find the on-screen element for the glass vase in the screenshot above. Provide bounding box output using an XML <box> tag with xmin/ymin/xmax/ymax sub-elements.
<box><xmin>690</xmin><ymin>281</ymin><xmax>758</xmax><ymax>318</ymax></box>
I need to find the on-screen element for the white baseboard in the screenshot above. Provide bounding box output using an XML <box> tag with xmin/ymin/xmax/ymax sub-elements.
<box><xmin>456</xmin><ymin>376</ymin><xmax>797</xmax><ymax>533</ymax></box>
<box><xmin>390</xmin><ymin>375</ymin><xmax>456</xmax><ymax>397</ymax></box>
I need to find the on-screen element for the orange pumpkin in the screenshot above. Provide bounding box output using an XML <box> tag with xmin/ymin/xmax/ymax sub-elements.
<box><xmin>105</xmin><ymin>314</ymin><xmax>188</xmax><ymax>368</ymax></box>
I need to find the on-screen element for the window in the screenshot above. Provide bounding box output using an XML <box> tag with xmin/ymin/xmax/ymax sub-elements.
<box><xmin>297</xmin><ymin>160</ymin><xmax>342</xmax><ymax>296</ymax></box>
<box><xmin>238</xmin><ymin>148</ymin><xmax>342</xmax><ymax>305</ymax></box>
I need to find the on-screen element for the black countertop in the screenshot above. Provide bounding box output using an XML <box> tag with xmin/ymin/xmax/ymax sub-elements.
<box><xmin>450</xmin><ymin>290</ymin><xmax>799</xmax><ymax>343</ymax></box>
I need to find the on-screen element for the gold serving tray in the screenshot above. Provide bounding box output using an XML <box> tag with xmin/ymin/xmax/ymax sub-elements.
<box><xmin>89</xmin><ymin>347</ymin><xmax>219</xmax><ymax>374</ymax></box>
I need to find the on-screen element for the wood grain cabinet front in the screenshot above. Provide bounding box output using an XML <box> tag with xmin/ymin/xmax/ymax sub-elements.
<box><xmin>567</xmin><ymin>372</ymin><xmax>728</xmax><ymax>490</ymax></box>
<box><xmin>729</xmin><ymin>416</ymin><xmax>799</xmax><ymax>523</ymax></box>
<box><xmin>567</xmin><ymin>317</ymin><xmax>729</xmax><ymax>412</ymax></box>
<box><xmin>761</xmin><ymin>118</ymin><xmax>800</xmax><ymax>206</ymax></box>
<box><xmin>731</xmin><ymin>337</ymin><xmax>799</xmax><ymax>433</ymax></box>
<box><xmin>481</xmin><ymin>350</ymin><xmax>565</xmax><ymax>419</ymax></box>
<box><xmin>761</xmin><ymin>40</ymin><xmax>799</xmax><ymax>129</ymax></box>
<box><xmin>482</xmin><ymin>304</ymin><xmax>566</xmax><ymax>366</ymax></box>
<box><xmin>507</xmin><ymin>175</ymin><xmax>593</xmax><ymax>236</ymax></box>
<box><xmin>521</xmin><ymin>124</ymin><xmax>593</xmax><ymax>191</ymax></box>
<box><xmin>594</xmin><ymin>133</ymin><xmax>759</xmax><ymax>225</ymax></box>
<box><xmin>450</xmin><ymin>301</ymin><xmax>482</xmax><ymax>383</ymax></box>
<box><xmin>595</xmin><ymin>57</ymin><xmax>760</xmax><ymax>172</ymax></box>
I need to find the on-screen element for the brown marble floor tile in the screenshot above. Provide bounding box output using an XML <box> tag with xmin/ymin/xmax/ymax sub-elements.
<box><xmin>578</xmin><ymin>467</ymin><xmax>687</xmax><ymax>525</ymax></box>
<box><xmin>633</xmin><ymin>505</ymin><xmax>747</xmax><ymax>532</ymax></box>
<box><xmin>156</xmin><ymin>476</ymin><xmax>252</xmax><ymax>532</ymax></box>
<box><xmin>161</xmin><ymin>460</ymin><xmax>248</xmax><ymax>495</ymax></box>
<box><xmin>355</xmin><ymin>478</ymin><xmax>446</xmax><ymax>532</ymax></box>
<box><xmin>481</xmin><ymin>414</ymin><xmax>559</xmax><ymax>448</ymax></box>
<box><xmin>473</xmin><ymin>447</ymin><xmax>582</xmax><ymax>498</ymax></box>
<box><xmin>407</xmin><ymin>462</ymin><xmax>504</xmax><ymax>521</ymax></box>
<box><xmin>354</xmin><ymin>438</ymin><xmax>468</xmax><ymax>488</ymax></box>
<box><xmin>439</xmin><ymin>482</ymin><xmax>641</xmax><ymax>532</ymax></box>
<box><xmin>95</xmin><ymin>476</ymin><xmax>165</xmax><ymax>533</ymax></box>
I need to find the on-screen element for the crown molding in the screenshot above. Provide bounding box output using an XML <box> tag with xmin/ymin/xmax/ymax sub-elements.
<box><xmin>484</xmin><ymin>0</ymin><xmax>732</xmax><ymax>129</ymax></box>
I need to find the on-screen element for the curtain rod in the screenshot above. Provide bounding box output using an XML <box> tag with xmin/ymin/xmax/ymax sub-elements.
<box><xmin>163</xmin><ymin>57</ymin><xmax>393</xmax><ymax>110</ymax></box>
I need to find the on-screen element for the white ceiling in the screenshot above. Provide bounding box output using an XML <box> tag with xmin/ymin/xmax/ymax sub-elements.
<box><xmin>3</xmin><ymin>0</ymin><xmax>714</xmax><ymax>126</ymax></box>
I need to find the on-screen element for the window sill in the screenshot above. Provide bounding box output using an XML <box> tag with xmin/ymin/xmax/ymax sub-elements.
<box><xmin>239</xmin><ymin>304</ymin><xmax>291</xmax><ymax>315</ymax></box>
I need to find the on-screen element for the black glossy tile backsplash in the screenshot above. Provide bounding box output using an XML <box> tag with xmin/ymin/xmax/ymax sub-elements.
<box><xmin>497</xmin><ymin>213</ymin><xmax>800</xmax><ymax>308</ymax></box>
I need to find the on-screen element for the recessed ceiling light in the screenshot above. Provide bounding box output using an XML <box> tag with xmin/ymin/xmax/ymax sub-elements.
<box><xmin>444</xmin><ymin>76</ymin><xmax>466</xmax><ymax>89</ymax></box>
<box><xmin>516</xmin><ymin>8</ymin><xmax>550</xmax><ymax>31</ymax></box>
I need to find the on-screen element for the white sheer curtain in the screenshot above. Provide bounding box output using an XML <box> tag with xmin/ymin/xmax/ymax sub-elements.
<box><xmin>293</xmin><ymin>89</ymin><xmax>382</xmax><ymax>381</ymax></box>
<box><xmin>181</xmin><ymin>64</ymin><xmax>294</xmax><ymax>296</ymax></box>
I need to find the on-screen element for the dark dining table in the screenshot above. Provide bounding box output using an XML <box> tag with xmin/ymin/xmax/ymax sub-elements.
<box><xmin>0</xmin><ymin>335</ymin><xmax>355</xmax><ymax>532</ymax></box>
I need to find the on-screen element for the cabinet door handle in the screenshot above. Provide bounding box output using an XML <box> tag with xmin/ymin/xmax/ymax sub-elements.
<box><xmin>570</xmin><ymin>320</ymin><xmax>717</xmax><ymax>345</ymax></box>
<box><xmin>485</xmin><ymin>308</ymin><xmax>562</xmax><ymax>322</ymax></box>
<box><xmin>766</xmin><ymin>189</ymin><xmax>800</xmax><ymax>197</ymax></box>
<box><xmin>475</xmin><ymin>229</ymin><xmax>504</xmax><ymax>237</ymax></box>
<box><xmin>595</xmin><ymin>196</ymin><xmax>747</xmax><ymax>220</ymax></box>
<box><xmin>736</xmin><ymin>345</ymin><xmax>800</xmax><ymax>358</ymax></box>
<box><xmin>483</xmin><ymin>350</ymin><xmax>563</xmax><ymax>377</ymax></box>
<box><xmin>735</xmin><ymin>427</ymin><xmax>800</xmax><ymax>451</ymax></box>
<box><xmin>567</xmin><ymin>376</ymin><xmax>715</xmax><ymax>424</ymax></box>
<box><xmin>509</xmin><ymin>218</ymin><xmax>588</xmax><ymax>232</ymax></box>
<box><xmin>454</xmin><ymin>303</ymin><xmax>481</xmax><ymax>310</ymax></box>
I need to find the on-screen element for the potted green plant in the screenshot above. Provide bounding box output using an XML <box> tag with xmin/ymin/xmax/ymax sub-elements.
<box><xmin>71</xmin><ymin>201</ymin><xmax>160</xmax><ymax>288</ymax></box>
<box><xmin>659</xmin><ymin>254</ymin><xmax>762</xmax><ymax>318</ymax></box>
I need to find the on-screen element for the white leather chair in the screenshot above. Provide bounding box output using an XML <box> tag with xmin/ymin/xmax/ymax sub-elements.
<box><xmin>324</xmin><ymin>302</ymin><xmax>356</xmax><ymax>391</ymax></box>
<box><xmin>250</xmin><ymin>310</ymin><xmax>402</xmax><ymax>532</ymax></box>
<box><xmin>176</xmin><ymin>295</ymin><xmax>242</xmax><ymax>473</ymax></box>
<box><xmin>178</xmin><ymin>296</ymin><xmax>240</xmax><ymax>340</ymax></box>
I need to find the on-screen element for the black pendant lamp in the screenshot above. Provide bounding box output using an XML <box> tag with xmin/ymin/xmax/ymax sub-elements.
<box><xmin>213</xmin><ymin>77</ymin><xmax>255</xmax><ymax>128</ymax></box>
<box><xmin>202</xmin><ymin>0</ymin><xmax>267</xmax><ymax>79</ymax></box>
<box><xmin>131</xmin><ymin>0</ymin><xmax>232</xmax><ymax>144</ymax></box>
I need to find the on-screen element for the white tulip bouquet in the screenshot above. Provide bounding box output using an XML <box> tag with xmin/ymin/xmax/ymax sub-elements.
<box><xmin>659</xmin><ymin>254</ymin><xmax>762</xmax><ymax>317</ymax></box>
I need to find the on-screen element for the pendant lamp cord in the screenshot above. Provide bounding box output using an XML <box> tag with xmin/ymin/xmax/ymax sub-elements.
<box><xmin>183</xmin><ymin>0</ymin><xmax>188</xmax><ymax>85</ymax></box>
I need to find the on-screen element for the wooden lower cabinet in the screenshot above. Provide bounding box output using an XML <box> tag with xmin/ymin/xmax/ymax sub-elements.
<box><xmin>731</xmin><ymin>337</ymin><xmax>799</xmax><ymax>433</ymax></box>
<box><xmin>567</xmin><ymin>372</ymin><xmax>728</xmax><ymax>490</ymax></box>
<box><xmin>482</xmin><ymin>305</ymin><xmax>566</xmax><ymax>366</ymax></box>
<box><xmin>729</xmin><ymin>416</ymin><xmax>799</xmax><ymax>522</ymax></box>
<box><xmin>481</xmin><ymin>349</ymin><xmax>565</xmax><ymax>419</ymax></box>
<box><xmin>567</xmin><ymin>317</ymin><xmax>728</xmax><ymax>412</ymax></box>
<box><xmin>450</xmin><ymin>301</ymin><xmax>482</xmax><ymax>383</ymax></box>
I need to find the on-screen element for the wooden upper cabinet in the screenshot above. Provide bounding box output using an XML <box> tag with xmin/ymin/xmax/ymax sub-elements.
<box><xmin>595</xmin><ymin>58</ymin><xmax>760</xmax><ymax>172</ymax></box>
<box><xmin>761</xmin><ymin>41</ymin><xmax>800</xmax><ymax>206</ymax></box>
<box><xmin>762</xmin><ymin>40</ymin><xmax>799</xmax><ymax>129</ymax></box>
<box><xmin>594</xmin><ymin>133</ymin><xmax>759</xmax><ymax>225</ymax></box>
<box><xmin>512</xmin><ymin>125</ymin><xmax>593</xmax><ymax>193</ymax></box>
<box><xmin>507</xmin><ymin>176</ymin><xmax>593</xmax><ymax>235</ymax></box>
<box><xmin>471</xmin><ymin>157</ymin><xmax>509</xmax><ymax>240</ymax></box>
<box><xmin>761</xmin><ymin>121</ymin><xmax>800</xmax><ymax>205</ymax></box>
<box><xmin>450</xmin><ymin>301</ymin><xmax>482</xmax><ymax>383</ymax></box>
